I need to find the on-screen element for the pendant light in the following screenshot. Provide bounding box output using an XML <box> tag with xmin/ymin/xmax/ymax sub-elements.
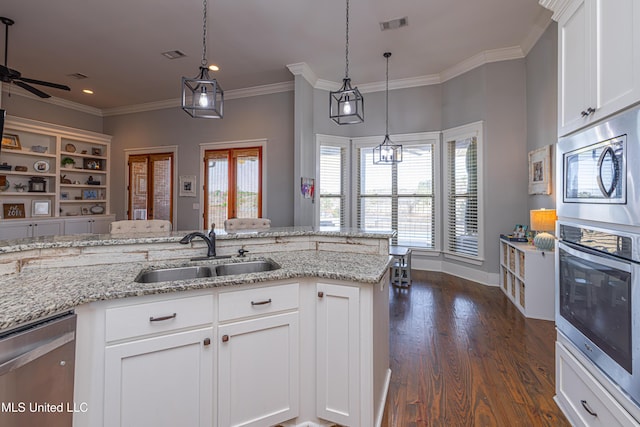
<box><xmin>373</xmin><ymin>52</ymin><xmax>402</xmax><ymax>164</ymax></box>
<box><xmin>329</xmin><ymin>0</ymin><xmax>364</xmax><ymax>125</ymax></box>
<box><xmin>181</xmin><ymin>0</ymin><xmax>224</xmax><ymax>118</ymax></box>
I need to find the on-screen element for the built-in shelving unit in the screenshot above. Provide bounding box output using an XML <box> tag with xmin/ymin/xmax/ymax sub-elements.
<box><xmin>0</xmin><ymin>116</ymin><xmax>114</xmax><ymax>236</ymax></box>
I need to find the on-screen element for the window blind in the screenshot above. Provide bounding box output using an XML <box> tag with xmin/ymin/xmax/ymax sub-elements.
<box><xmin>446</xmin><ymin>137</ymin><xmax>478</xmax><ymax>256</ymax></box>
<box><xmin>356</xmin><ymin>142</ymin><xmax>436</xmax><ymax>248</ymax></box>
<box><xmin>319</xmin><ymin>145</ymin><xmax>346</xmax><ymax>228</ymax></box>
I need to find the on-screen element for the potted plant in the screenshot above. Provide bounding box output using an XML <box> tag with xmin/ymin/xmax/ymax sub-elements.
<box><xmin>61</xmin><ymin>157</ymin><xmax>76</xmax><ymax>169</ymax></box>
<box><xmin>13</xmin><ymin>183</ymin><xmax>27</xmax><ymax>192</ymax></box>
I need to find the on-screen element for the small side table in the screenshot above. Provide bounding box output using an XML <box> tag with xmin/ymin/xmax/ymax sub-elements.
<box><xmin>390</xmin><ymin>245</ymin><xmax>412</xmax><ymax>287</ymax></box>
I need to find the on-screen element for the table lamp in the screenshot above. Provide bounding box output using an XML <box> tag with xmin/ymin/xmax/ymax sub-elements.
<box><xmin>530</xmin><ymin>209</ymin><xmax>557</xmax><ymax>250</ymax></box>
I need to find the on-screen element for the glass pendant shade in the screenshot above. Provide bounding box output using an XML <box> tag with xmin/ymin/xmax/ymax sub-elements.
<box><xmin>181</xmin><ymin>0</ymin><xmax>224</xmax><ymax>119</ymax></box>
<box><xmin>182</xmin><ymin>67</ymin><xmax>224</xmax><ymax>118</ymax></box>
<box><xmin>373</xmin><ymin>135</ymin><xmax>403</xmax><ymax>164</ymax></box>
<box><xmin>330</xmin><ymin>78</ymin><xmax>364</xmax><ymax>124</ymax></box>
<box><xmin>373</xmin><ymin>51</ymin><xmax>402</xmax><ymax>164</ymax></box>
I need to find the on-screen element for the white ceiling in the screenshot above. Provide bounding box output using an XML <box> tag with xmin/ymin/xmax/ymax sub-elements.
<box><xmin>1</xmin><ymin>0</ymin><xmax>552</xmax><ymax>111</ymax></box>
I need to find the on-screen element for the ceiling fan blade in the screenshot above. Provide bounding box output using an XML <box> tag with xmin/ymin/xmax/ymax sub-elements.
<box><xmin>17</xmin><ymin>76</ymin><xmax>70</xmax><ymax>91</ymax></box>
<box><xmin>14</xmin><ymin>80</ymin><xmax>51</xmax><ymax>98</ymax></box>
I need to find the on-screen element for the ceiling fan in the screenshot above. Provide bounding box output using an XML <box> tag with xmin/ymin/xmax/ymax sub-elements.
<box><xmin>0</xmin><ymin>16</ymin><xmax>70</xmax><ymax>98</ymax></box>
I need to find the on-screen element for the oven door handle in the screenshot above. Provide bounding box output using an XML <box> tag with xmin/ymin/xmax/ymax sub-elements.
<box><xmin>559</xmin><ymin>241</ymin><xmax>633</xmax><ymax>273</ymax></box>
<box><xmin>0</xmin><ymin>331</ymin><xmax>75</xmax><ymax>376</ymax></box>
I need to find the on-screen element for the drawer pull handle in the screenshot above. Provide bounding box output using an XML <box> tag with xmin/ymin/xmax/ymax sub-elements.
<box><xmin>251</xmin><ymin>298</ymin><xmax>272</xmax><ymax>306</ymax></box>
<box><xmin>149</xmin><ymin>313</ymin><xmax>177</xmax><ymax>322</ymax></box>
<box><xmin>203</xmin><ymin>338</ymin><xmax>211</xmax><ymax>346</ymax></box>
<box><xmin>580</xmin><ymin>400</ymin><xmax>598</xmax><ymax>417</ymax></box>
<box><xmin>222</xmin><ymin>335</ymin><xmax>229</xmax><ymax>342</ymax></box>
<box><xmin>318</xmin><ymin>291</ymin><xmax>324</xmax><ymax>298</ymax></box>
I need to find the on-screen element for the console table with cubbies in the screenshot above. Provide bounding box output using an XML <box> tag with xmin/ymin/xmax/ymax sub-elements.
<box><xmin>499</xmin><ymin>238</ymin><xmax>555</xmax><ymax>321</ymax></box>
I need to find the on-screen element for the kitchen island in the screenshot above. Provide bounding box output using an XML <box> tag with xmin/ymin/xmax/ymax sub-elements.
<box><xmin>0</xmin><ymin>227</ymin><xmax>393</xmax><ymax>427</ymax></box>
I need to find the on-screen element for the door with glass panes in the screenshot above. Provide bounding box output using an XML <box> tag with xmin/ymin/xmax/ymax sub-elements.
<box><xmin>128</xmin><ymin>153</ymin><xmax>174</xmax><ymax>223</ymax></box>
<box><xmin>203</xmin><ymin>147</ymin><xmax>262</xmax><ymax>229</ymax></box>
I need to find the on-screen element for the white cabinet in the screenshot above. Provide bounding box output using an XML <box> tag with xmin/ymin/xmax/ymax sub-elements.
<box><xmin>555</xmin><ymin>340</ymin><xmax>640</xmax><ymax>427</ymax></box>
<box><xmin>104</xmin><ymin>328</ymin><xmax>213</xmax><ymax>427</ymax></box>
<box><xmin>0</xmin><ymin>218</ymin><xmax>64</xmax><ymax>239</ymax></box>
<box><xmin>316</xmin><ymin>282</ymin><xmax>360</xmax><ymax>426</ymax></box>
<box><xmin>558</xmin><ymin>0</ymin><xmax>640</xmax><ymax>136</ymax></box>
<box><xmin>64</xmin><ymin>215</ymin><xmax>114</xmax><ymax>235</ymax></box>
<box><xmin>499</xmin><ymin>239</ymin><xmax>555</xmax><ymax>320</ymax></box>
<box><xmin>217</xmin><ymin>284</ymin><xmax>299</xmax><ymax>427</ymax></box>
<box><xmin>102</xmin><ymin>295</ymin><xmax>214</xmax><ymax>427</ymax></box>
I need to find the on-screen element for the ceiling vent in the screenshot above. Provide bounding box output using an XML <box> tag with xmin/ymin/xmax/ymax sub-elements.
<box><xmin>67</xmin><ymin>73</ymin><xmax>88</xmax><ymax>80</ymax></box>
<box><xmin>379</xmin><ymin>16</ymin><xmax>409</xmax><ymax>31</ymax></box>
<box><xmin>162</xmin><ymin>50</ymin><xmax>187</xmax><ymax>60</ymax></box>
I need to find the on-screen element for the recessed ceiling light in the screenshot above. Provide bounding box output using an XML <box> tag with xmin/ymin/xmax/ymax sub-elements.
<box><xmin>162</xmin><ymin>50</ymin><xmax>186</xmax><ymax>60</ymax></box>
<box><xmin>82</xmin><ymin>89</ymin><xmax>94</xmax><ymax>95</ymax></box>
<box><xmin>208</xmin><ymin>64</ymin><xmax>220</xmax><ymax>71</ymax></box>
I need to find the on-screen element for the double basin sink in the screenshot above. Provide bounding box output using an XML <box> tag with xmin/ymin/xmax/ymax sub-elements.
<box><xmin>135</xmin><ymin>259</ymin><xmax>280</xmax><ymax>283</ymax></box>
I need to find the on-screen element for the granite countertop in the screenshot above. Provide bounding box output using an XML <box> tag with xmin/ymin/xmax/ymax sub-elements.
<box><xmin>0</xmin><ymin>226</ymin><xmax>395</xmax><ymax>254</ymax></box>
<box><xmin>0</xmin><ymin>250</ymin><xmax>392</xmax><ymax>331</ymax></box>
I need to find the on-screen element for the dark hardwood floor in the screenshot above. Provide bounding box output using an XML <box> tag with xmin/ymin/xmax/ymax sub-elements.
<box><xmin>381</xmin><ymin>271</ymin><xmax>570</xmax><ymax>427</ymax></box>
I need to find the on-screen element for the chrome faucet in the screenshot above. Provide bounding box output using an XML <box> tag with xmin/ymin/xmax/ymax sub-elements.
<box><xmin>180</xmin><ymin>224</ymin><xmax>217</xmax><ymax>258</ymax></box>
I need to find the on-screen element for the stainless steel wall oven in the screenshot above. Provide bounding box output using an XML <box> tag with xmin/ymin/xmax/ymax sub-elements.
<box><xmin>556</xmin><ymin>105</ymin><xmax>640</xmax><ymax>406</ymax></box>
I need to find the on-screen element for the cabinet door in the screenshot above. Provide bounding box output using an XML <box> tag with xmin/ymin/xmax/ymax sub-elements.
<box><xmin>104</xmin><ymin>327</ymin><xmax>213</xmax><ymax>427</ymax></box>
<box><xmin>594</xmin><ymin>0</ymin><xmax>640</xmax><ymax>121</ymax></box>
<box><xmin>0</xmin><ymin>222</ymin><xmax>33</xmax><ymax>239</ymax></box>
<box><xmin>316</xmin><ymin>283</ymin><xmax>360</xmax><ymax>426</ymax></box>
<box><xmin>63</xmin><ymin>218</ymin><xmax>91</xmax><ymax>235</ymax></box>
<box><xmin>218</xmin><ymin>312</ymin><xmax>299</xmax><ymax>427</ymax></box>
<box><xmin>91</xmin><ymin>216</ymin><xmax>114</xmax><ymax>234</ymax></box>
<box><xmin>32</xmin><ymin>221</ymin><xmax>63</xmax><ymax>237</ymax></box>
<box><xmin>558</xmin><ymin>0</ymin><xmax>592</xmax><ymax>135</ymax></box>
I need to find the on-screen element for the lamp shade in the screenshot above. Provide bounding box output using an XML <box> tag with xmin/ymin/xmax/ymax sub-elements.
<box><xmin>530</xmin><ymin>209</ymin><xmax>557</xmax><ymax>232</ymax></box>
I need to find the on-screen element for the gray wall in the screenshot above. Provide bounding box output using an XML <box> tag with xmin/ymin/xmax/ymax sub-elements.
<box><xmin>1</xmin><ymin>92</ymin><xmax>103</xmax><ymax>133</ymax></box>
<box><xmin>526</xmin><ymin>22</ymin><xmax>558</xmax><ymax>210</ymax></box>
<box><xmin>440</xmin><ymin>60</ymin><xmax>529</xmax><ymax>276</ymax></box>
<box><xmin>103</xmin><ymin>91</ymin><xmax>294</xmax><ymax>230</ymax></box>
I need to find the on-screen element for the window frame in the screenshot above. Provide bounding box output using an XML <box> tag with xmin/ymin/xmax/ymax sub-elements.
<box><xmin>351</xmin><ymin>132</ymin><xmax>441</xmax><ymax>250</ymax></box>
<box><xmin>199</xmin><ymin>139</ymin><xmax>267</xmax><ymax>230</ymax></box>
<box><xmin>442</xmin><ymin>121</ymin><xmax>484</xmax><ymax>263</ymax></box>
<box><xmin>315</xmin><ymin>134</ymin><xmax>351</xmax><ymax>228</ymax></box>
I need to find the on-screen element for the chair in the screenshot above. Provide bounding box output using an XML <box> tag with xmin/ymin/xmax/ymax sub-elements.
<box><xmin>223</xmin><ymin>218</ymin><xmax>271</xmax><ymax>232</ymax></box>
<box><xmin>109</xmin><ymin>219</ymin><xmax>172</xmax><ymax>234</ymax></box>
<box><xmin>391</xmin><ymin>247</ymin><xmax>412</xmax><ymax>287</ymax></box>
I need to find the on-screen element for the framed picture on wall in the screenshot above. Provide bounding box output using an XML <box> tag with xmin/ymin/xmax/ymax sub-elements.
<box><xmin>528</xmin><ymin>145</ymin><xmax>552</xmax><ymax>195</ymax></box>
<box><xmin>179</xmin><ymin>175</ymin><xmax>196</xmax><ymax>197</ymax></box>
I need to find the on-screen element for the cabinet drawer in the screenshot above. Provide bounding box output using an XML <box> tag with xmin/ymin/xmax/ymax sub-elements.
<box><xmin>556</xmin><ymin>342</ymin><xmax>639</xmax><ymax>427</ymax></box>
<box><xmin>106</xmin><ymin>294</ymin><xmax>214</xmax><ymax>342</ymax></box>
<box><xmin>218</xmin><ymin>283</ymin><xmax>299</xmax><ymax>322</ymax></box>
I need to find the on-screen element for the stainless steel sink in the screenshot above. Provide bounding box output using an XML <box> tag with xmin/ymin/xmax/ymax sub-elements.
<box><xmin>135</xmin><ymin>259</ymin><xmax>280</xmax><ymax>283</ymax></box>
<box><xmin>215</xmin><ymin>260</ymin><xmax>280</xmax><ymax>276</ymax></box>
<box><xmin>135</xmin><ymin>266</ymin><xmax>214</xmax><ymax>283</ymax></box>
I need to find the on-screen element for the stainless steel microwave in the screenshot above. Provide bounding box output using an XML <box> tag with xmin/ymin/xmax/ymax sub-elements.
<box><xmin>557</xmin><ymin>105</ymin><xmax>640</xmax><ymax>226</ymax></box>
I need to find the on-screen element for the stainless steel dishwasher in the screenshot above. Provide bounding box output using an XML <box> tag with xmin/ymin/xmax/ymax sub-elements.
<box><xmin>0</xmin><ymin>312</ymin><xmax>76</xmax><ymax>427</ymax></box>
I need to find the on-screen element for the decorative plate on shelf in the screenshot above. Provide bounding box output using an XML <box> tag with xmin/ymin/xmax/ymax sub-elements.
<box><xmin>33</xmin><ymin>160</ymin><xmax>50</xmax><ymax>173</ymax></box>
<box><xmin>90</xmin><ymin>205</ymin><xmax>105</xmax><ymax>214</ymax></box>
<box><xmin>65</xmin><ymin>143</ymin><xmax>76</xmax><ymax>153</ymax></box>
<box><xmin>0</xmin><ymin>179</ymin><xmax>9</xmax><ymax>191</ymax></box>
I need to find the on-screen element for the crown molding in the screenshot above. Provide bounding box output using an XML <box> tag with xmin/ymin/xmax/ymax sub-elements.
<box><xmin>286</xmin><ymin>62</ymin><xmax>319</xmax><ymax>87</ymax></box>
<box><xmin>1</xmin><ymin>84</ymin><xmax>103</xmax><ymax>116</ymax></box>
<box><xmin>440</xmin><ymin>46</ymin><xmax>525</xmax><ymax>83</ymax></box>
<box><xmin>102</xmin><ymin>81</ymin><xmax>294</xmax><ymax>117</ymax></box>
<box><xmin>538</xmin><ymin>0</ymin><xmax>573</xmax><ymax>21</ymax></box>
<box><xmin>520</xmin><ymin>9</ymin><xmax>553</xmax><ymax>56</ymax></box>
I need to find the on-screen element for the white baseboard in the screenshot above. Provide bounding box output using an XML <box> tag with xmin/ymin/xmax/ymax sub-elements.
<box><xmin>412</xmin><ymin>256</ymin><xmax>500</xmax><ymax>287</ymax></box>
